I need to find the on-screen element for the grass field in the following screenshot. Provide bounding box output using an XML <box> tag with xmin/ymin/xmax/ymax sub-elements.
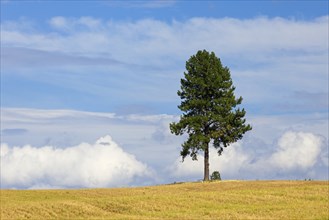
<box><xmin>1</xmin><ymin>180</ymin><xmax>328</xmax><ymax>219</ymax></box>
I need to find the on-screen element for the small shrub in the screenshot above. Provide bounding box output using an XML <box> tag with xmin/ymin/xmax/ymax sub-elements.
<box><xmin>210</xmin><ymin>171</ymin><xmax>221</xmax><ymax>181</ymax></box>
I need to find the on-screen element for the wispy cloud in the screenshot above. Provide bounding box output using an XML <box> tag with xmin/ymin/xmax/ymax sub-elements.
<box><xmin>2</xmin><ymin>16</ymin><xmax>327</xmax><ymax>114</ymax></box>
<box><xmin>2</xmin><ymin>47</ymin><xmax>123</xmax><ymax>67</ymax></box>
<box><xmin>3</xmin><ymin>16</ymin><xmax>327</xmax><ymax>65</ymax></box>
<box><xmin>1</xmin><ymin>128</ymin><xmax>28</xmax><ymax>136</ymax></box>
<box><xmin>48</xmin><ymin>16</ymin><xmax>103</xmax><ymax>32</ymax></box>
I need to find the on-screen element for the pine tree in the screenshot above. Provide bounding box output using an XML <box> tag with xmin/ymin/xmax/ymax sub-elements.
<box><xmin>170</xmin><ymin>50</ymin><xmax>252</xmax><ymax>181</ymax></box>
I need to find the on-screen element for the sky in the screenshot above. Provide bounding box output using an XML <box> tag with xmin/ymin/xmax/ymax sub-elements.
<box><xmin>1</xmin><ymin>0</ymin><xmax>328</xmax><ymax>189</ymax></box>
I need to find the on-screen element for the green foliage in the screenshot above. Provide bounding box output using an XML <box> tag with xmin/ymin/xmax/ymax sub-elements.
<box><xmin>210</xmin><ymin>171</ymin><xmax>221</xmax><ymax>181</ymax></box>
<box><xmin>170</xmin><ymin>50</ymin><xmax>252</xmax><ymax>180</ymax></box>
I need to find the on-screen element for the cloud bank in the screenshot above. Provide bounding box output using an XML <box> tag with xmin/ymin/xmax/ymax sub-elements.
<box><xmin>0</xmin><ymin>108</ymin><xmax>328</xmax><ymax>188</ymax></box>
<box><xmin>170</xmin><ymin>131</ymin><xmax>327</xmax><ymax>181</ymax></box>
<box><xmin>1</xmin><ymin>135</ymin><xmax>153</xmax><ymax>189</ymax></box>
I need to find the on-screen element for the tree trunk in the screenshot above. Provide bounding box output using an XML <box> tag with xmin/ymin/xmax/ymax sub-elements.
<box><xmin>203</xmin><ymin>144</ymin><xmax>209</xmax><ymax>181</ymax></box>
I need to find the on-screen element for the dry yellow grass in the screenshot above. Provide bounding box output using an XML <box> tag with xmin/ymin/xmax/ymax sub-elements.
<box><xmin>1</xmin><ymin>180</ymin><xmax>328</xmax><ymax>219</ymax></box>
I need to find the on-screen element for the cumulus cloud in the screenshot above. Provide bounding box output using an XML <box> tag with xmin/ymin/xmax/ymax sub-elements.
<box><xmin>269</xmin><ymin>131</ymin><xmax>324</xmax><ymax>170</ymax></box>
<box><xmin>169</xmin><ymin>131</ymin><xmax>327</xmax><ymax>180</ymax></box>
<box><xmin>0</xmin><ymin>135</ymin><xmax>154</xmax><ymax>189</ymax></box>
<box><xmin>0</xmin><ymin>108</ymin><xmax>328</xmax><ymax>187</ymax></box>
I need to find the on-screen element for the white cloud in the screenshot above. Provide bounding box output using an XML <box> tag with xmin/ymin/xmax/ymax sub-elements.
<box><xmin>1</xmin><ymin>108</ymin><xmax>328</xmax><ymax>188</ymax></box>
<box><xmin>169</xmin><ymin>131</ymin><xmax>327</xmax><ymax>180</ymax></box>
<box><xmin>49</xmin><ymin>16</ymin><xmax>68</xmax><ymax>29</ymax></box>
<box><xmin>0</xmin><ymin>108</ymin><xmax>181</xmax><ymax>173</ymax></box>
<box><xmin>270</xmin><ymin>131</ymin><xmax>323</xmax><ymax>170</ymax></box>
<box><xmin>169</xmin><ymin>157</ymin><xmax>203</xmax><ymax>178</ymax></box>
<box><xmin>78</xmin><ymin>16</ymin><xmax>102</xmax><ymax>29</ymax></box>
<box><xmin>48</xmin><ymin>16</ymin><xmax>102</xmax><ymax>31</ymax></box>
<box><xmin>169</xmin><ymin>143</ymin><xmax>250</xmax><ymax>180</ymax></box>
<box><xmin>0</xmin><ymin>135</ymin><xmax>154</xmax><ymax>189</ymax></box>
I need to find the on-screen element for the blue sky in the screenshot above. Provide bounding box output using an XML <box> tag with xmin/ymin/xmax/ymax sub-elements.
<box><xmin>2</xmin><ymin>1</ymin><xmax>328</xmax><ymax>21</ymax></box>
<box><xmin>1</xmin><ymin>1</ymin><xmax>328</xmax><ymax>189</ymax></box>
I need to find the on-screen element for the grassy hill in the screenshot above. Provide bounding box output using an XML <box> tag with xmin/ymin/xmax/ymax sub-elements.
<box><xmin>1</xmin><ymin>180</ymin><xmax>328</xmax><ymax>219</ymax></box>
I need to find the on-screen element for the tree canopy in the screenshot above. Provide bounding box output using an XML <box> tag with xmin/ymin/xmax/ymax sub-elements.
<box><xmin>170</xmin><ymin>50</ymin><xmax>252</xmax><ymax>181</ymax></box>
